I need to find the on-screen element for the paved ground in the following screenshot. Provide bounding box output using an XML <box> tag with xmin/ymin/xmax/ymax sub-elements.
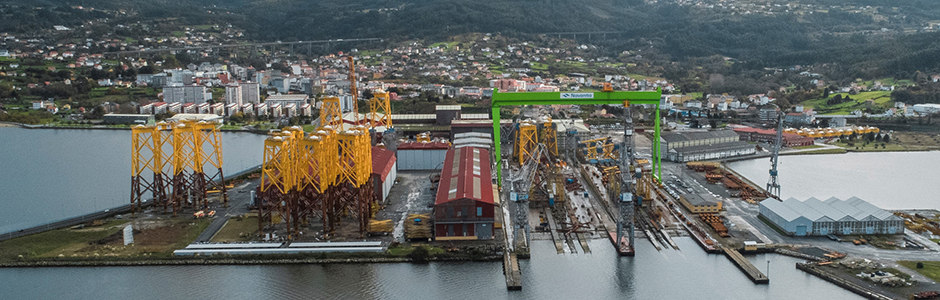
<box><xmin>376</xmin><ymin>171</ymin><xmax>436</xmax><ymax>243</ymax></box>
<box><xmin>194</xmin><ymin>179</ymin><xmax>260</xmax><ymax>242</ymax></box>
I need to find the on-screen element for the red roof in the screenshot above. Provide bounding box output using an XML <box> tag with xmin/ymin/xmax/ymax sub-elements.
<box><xmin>398</xmin><ymin>141</ymin><xmax>451</xmax><ymax>150</ymax></box>
<box><xmin>371</xmin><ymin>146</ymin><xmax>396</xmax><ymax>179</ymax></box>
<box><xmin>435</xmin><ymin>147</ymin><xmax>494</xmax><ymax>205</ymax></box>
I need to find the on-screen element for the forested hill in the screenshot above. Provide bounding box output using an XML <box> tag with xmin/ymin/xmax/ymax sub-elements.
<box><xmin>7</xmin><ymin>0</ymin><xmax>940</xmax><ymax>77</ymax></box>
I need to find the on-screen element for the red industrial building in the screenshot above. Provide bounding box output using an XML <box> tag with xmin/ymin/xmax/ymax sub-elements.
<box><xmin>733</xmin><ymin>127</ymin><xmax>814</xmax><ymax>147</ymax></box>
<box><xmin>371</xmin><ymin>146</ymin><xmax>397</xmax><ymax>203</ymax></box>
<box><xmin>434</xmin><ymin>147</ymin><xmax>496</xmax><ymax>240</ymax></box>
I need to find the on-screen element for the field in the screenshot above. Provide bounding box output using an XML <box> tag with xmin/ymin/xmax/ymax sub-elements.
<box><xmin>210</xmin><ymin>217</ymin><xmax>259</xmax><ymax>243</ymax></box>
<box><xmin>899</xmin><ymin>261</ymin><xmax>940</xmax><ymax>283</ymax></box>
<box><xmin>0</xmin><ymin>218</ymin><xmax>211</xmax><ymax>261</ymax></box>
<box><xmin>891</xmin><ymin>132</ymin><xmax>940</xmax><ymax>151</ymax></box>
<box><xmin>801</xmin><ymin>91</ymin><xmax>892</xmax><ymax>115</ymax></box>
<box><xmin>833</xmin><ymin>141</ymin><xmax>906</xmax><ymax>152</ymax></box>
<box><xmin>0</xmin><ymin>220</ymin><xmax>128</xmax><ymax>261</ymax></box>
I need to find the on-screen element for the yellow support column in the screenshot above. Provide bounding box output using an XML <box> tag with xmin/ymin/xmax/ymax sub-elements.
<box><xmin>320</xmin><ymin>96</ymin><xmax>343</xmax><ymax>129</ymax></box>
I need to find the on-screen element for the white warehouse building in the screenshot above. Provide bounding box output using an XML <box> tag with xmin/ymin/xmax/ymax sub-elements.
<box><xmin>759</xmin><ymin>197</ymin><xmax>904</xmax><ymax>236</ymax></box>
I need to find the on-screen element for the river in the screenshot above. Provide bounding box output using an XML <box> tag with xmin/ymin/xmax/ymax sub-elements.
<box><xmin>0</xmin><ymin>238</ymin><xmax>860</xmax><ymax>300</ymax></box>
<box><xmin>726</xmin><ymin>151</ymin><xmax>940</xmax><ymax>209</ymax></box>
<box><xmin>0</xmin><ymin>127</ymin><xmax>267</xmax><ymax>234</ymax></box>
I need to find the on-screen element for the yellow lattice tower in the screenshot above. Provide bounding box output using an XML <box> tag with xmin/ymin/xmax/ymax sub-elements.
<box><xmin>259</xmin><ymin>131</ymin><xmax>295</xmax><ymax>234</ymax></box>
<box><xmin>336</xmin><ymin>129</ymin><xmax>363</xmax><ymax>186</ymax></box>
<box><xmin>171</xmin><ymin>121</ymin><xmax>196</xmax><ymax>179</ymax></box>
<box><xmin>516</xmin><ymin>122</ymin><xmax>537</xmax><ymax>165</ymax></box>
<box><xmin>539</xmin><ymin>116</ymin><xmax>558</xmax><ymax>158</ymax></box>
<box><xmin>367</xmin><ymin>91</ymin><xmax>392</xmax><ymax>129</ymax></box>
<box><xmin>315</xmin><ymin>127</ymin><xmax>338</xmax><ymax>189</ymax></box>
<box><xmin>167</xmin><ymin>121</ymin><xmax>199</xmax><ymax>213</ymax></box>
<box><xmin>130</xmin><ymin>123</ymin><xmax>171</xmax><ymax>213</ymax></box>
<box><xmin>320</xmin><ymin>96</ymin><xmax>343</xmax><ymax>129</ymax></box>
<box><xmin>352</xmin><ymin>126</ymin><xmax>372</xmax><ymax>187</ymax></box>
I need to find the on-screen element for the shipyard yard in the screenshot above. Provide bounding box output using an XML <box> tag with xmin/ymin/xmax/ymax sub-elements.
<box><xmin>2</xmin><ymin>100</ymin><xmax>940</xmax><ymax>300</ymax></box>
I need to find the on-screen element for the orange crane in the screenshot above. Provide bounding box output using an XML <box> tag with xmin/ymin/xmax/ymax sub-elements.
<box><xmin>348</xmin><ymin>56</ymin><xmax>359</xmax><ymax>123</ymax></box>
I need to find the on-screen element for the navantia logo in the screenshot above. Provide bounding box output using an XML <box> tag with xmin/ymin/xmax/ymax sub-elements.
<box><xmin>560</xmin><ymin>93</ymin><xmax>594</xmax><ymax>99</ymax></box>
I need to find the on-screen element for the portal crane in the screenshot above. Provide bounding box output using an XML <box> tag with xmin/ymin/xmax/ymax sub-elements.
<box><xmin>767</xmin><ymin>107</ymin><xmax>783</xmax><ymax>200</ymax></box>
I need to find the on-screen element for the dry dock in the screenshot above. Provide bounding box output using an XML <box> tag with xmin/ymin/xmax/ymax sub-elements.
<box><xmin>723</xmin><ymin>247</ymin><xmax>769</xmax><ymax>284</ymax></box>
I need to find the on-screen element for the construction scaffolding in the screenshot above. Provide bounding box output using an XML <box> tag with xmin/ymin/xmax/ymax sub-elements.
<box><xmin>130</xmin><ymin>120</ymin><xmax>226</xmax><ymax>216</ymax></box>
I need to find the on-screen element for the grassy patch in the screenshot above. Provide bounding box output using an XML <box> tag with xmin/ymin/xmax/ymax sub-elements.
<box><xmin>833</xmin><ymin>141</ymin><xmax>906</xmax><ymax>152</ymax></box>
<box><xmin>793</xmin><ymin>145</ymin><xmax>823</xmax><ymax>149</ymax></box>
<box><xmin>783</xmin><ymin>148</ymin><xmax>847</xmax><ymax>155</ymax></box>
<box><xmin>386</xmin><ymin>244</ymin><xmax>445</xmax><ymax>256</ymax></box>
<box><xmin>899</xmin><ymin>261</ymin><xmax>940</xmax><ymax>282</ymax></box>
<box><xmin>801</xmin><ymin>91</ymin><xmax>892</xmax><ymax>115</ymax></box>
<box><xmin>0</xmin><ymin>220</ymin><xmax>128</xmax><ymax>261</ymax></box>
<box><xmin>210</xmin><ymin>217</ymin><xmax>258</xmax><ymax>243</ymax></box>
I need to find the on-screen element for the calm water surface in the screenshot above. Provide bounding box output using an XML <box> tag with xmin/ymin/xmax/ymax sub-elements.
<box><xmin>0</xmin><ymin>238</ymin><xmax>860</xmax><ymax>300</ymax></box>
<box><xmin>727</xmin><ymin>151</ymin><xmax>940</xmax><ymax>209</ymax></box>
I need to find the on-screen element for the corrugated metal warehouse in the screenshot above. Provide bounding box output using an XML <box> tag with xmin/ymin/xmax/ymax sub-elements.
<box><xmin>396</xmin><ymin>141</ymin><xmax>450</xmax><ymax>170</ymax></box>
<box><xmin>371</xmin><ymin>146</ymin><xmax>397</xmax><ymax>203</ymax></box>
<box><xmin>659</xmin><ymin>130</ymin><xmax>755</xmax><ymax>162</ymax></box>
<box><xmin>433</xmin><ymin>147</ymin><xmax>495</xmax><ymax>241</ymax></box>
<box><xmin>759</xmin><ymin>197</ymin><xmax>904</xmax><ymax>236</ymax></box>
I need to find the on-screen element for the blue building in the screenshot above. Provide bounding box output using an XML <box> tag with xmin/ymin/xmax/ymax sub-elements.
<box><xmin>759</xmin><ymin>197</ymin><xmax>904</xmax><ymax>236</ymax></box>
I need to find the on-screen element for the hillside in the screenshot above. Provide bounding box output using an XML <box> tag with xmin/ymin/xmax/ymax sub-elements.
<box><xmin>6</xmin><ymin>0</ymin><xmax>940</xmax><ymax>79</ymax></box>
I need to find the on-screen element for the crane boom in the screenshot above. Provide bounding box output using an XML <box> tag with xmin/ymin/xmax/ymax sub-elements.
<box><xmin>348</xmin><ymin>56</ymin><xmax>359</xmax><ymax>123</ymax></box>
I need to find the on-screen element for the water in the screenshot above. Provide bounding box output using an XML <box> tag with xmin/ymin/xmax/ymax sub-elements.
<box><xmin>0</xmin><ymin>238</ymin><xmax>860</xmax><ymax>300</ymax></box>
<box><xmin>727</xmin><ymin>152</ymin><xmax>940</xmax><ymax>209</ymax></box>
<box><xmin>0</xmin><ymin>127</ymin><xmax>267</xmax><ymax>234</ymax></box>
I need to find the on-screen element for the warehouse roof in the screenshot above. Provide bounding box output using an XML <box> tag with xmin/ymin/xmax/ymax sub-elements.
<box><xmin>661</xmin><ymin>130</ymin><xmax>739</xmax><ymax>144</ymax></box>
<box><xmin>265</xmin><ymin>94</ymin><xmax>309</xmax><ymax>102</ymax></box>
<box><xmin>398</xmin><ymin>141</ymin><xmax>451</xmax><ymax>150</ymax></box>
<box><xmin>682</xmin><ymin>194</ymin><xmax>720</xmax><ymax>207</ymax></box>
<box><xmin>435</xmin><ymin>147</ymin><xmax>494</xmax><ymax>205</ymax></box>
<box><xmin>371</xmin><ymin>146</ymin><xmax>397</xmax><ymax>179</ymax></box>
<box><xmin>760</xmin><ymin>197</ymin><xmax>901</xmax><ymax>222</ymax></box>
<box><xmin>671</xmin><ymin>141</ymin><xmax>753</xmax><ymax>155</ymax></box>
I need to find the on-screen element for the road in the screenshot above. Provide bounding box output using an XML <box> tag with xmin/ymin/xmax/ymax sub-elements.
<box><xmin>194</xmin><ymin>179</ymin><xmax>260</xmax><ymax>242</ymax></box>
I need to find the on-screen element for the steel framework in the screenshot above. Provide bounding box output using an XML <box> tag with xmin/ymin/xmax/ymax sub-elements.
<box><xmin>491</xmin><ymin>88</ymin><xmax>662</xmax><ymax>257</ymax></box>
<box><xmin>258</xmin><ymin>130</ymin><xmax>295</xmax><ymax>237</ymax></box>
<box><xmin>320</xmin><ymin>96</ymin><xmax>343</xmax><ymax>128</ymax></box>
<box><xmin>538</xmin><ymin>116</ymin><xmax>558</xmax><ymax>159</ymax></box>
<box><xmin>130</xmin><ymin>123</ymin><xmax>170</xmax><ymax>213</ymax></box>
<box><xmin>515</xmin><ymin>122</ymin><xmax>538</xmax><ymax>165</ymax></box>
<box><xmin>367</xmin><ymin>91</ymin><xmax>393</xmax><ymax>128</ymax></box>
<box><xmin>131</xmin><ymin>120</ymin><xmax>227</xmax><ymax>216</ymax></box>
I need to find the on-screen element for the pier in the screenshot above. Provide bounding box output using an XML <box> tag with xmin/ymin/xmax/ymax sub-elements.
<box><xmin>723</xmin><ymin>247</ymin><xmax>769</xmax><ymax>284</ymax></box>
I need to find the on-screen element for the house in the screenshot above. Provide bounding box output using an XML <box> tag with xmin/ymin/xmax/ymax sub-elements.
<box><xmin>433</xmin><ymin>147</ymin><xmax>496</xmax><ymax>241</ymax></box>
